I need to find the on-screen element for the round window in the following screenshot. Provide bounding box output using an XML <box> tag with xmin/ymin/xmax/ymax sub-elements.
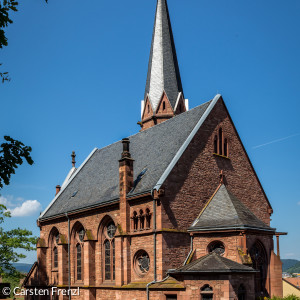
<box><xmin>107</xmin><ymin>222</ymin><xmax>116</xmax><ymax>239</ymax></box>
<box><xmin>134</xmin><ymin>250</ymin><xmax>150</xmax><ymax>275</ymax></box>
<box><xmin>78</xmin><ymin>229</ymin><xmax>85</xmax><ymax>242</ymax></box>
<box><xmin>207</xmin><ymin>241</ymin><xmax>225</xmax><ymax>255</ymax></box>
<box><xmin>55</xmin><ymin>234</ymin><xmax>60</xmax><ymax>244</ymax></box>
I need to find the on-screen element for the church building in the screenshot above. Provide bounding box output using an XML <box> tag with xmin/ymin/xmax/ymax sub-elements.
<box><xmin>24</xmin><ymin>0</ymin><xmax>285</xmax><ymax>299</ymax></box>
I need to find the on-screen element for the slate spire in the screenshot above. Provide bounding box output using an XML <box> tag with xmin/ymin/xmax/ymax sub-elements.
<box><xmin>144</xmin><ymin>0</ymin><xmax>184</xmax><ymax>111</ymax></box>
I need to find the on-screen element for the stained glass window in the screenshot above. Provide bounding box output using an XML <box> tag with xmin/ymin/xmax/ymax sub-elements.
<box><xmin>107</xmin><ymin>223</ymin><xmax>116</xmax><ymax>239</ymax></box>
<box><xmin>76</xmin><ymin>244</ymin><xmax>82</xmax><ymax>280</ymax></box>
<box><xmin>53</xmin><ymin>247</ymin><xmax>58</xmax><ymax>268</ymax></box>
<box><xmin>105</xmin><ymin>240</ymin><xmax>111</xmax><ymax>280</ymax></box>
<box><xmin>137</xmin><ymin>252</ymin><xmax>150</xmax><ymax>273</ymax></box>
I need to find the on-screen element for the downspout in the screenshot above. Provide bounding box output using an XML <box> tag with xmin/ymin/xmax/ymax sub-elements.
<box><xmin>65</xmin><ymin>213</ymin><xmax>71</xmax><ymax>300</ymax></box>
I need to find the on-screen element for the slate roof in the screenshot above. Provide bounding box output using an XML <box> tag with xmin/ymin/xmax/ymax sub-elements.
<box><xmin>168</xmin><ymin>252</ymin><xmax>257</xmax><ymax>274</ymax></box>
<box><xmin>40</xmin><ymin>100</ymin><xmax>212</xmax><ymax>220</ymax></box>
<box><xmin>144</xmin><ymin>0</ymin><xmax>184</xmax><ymax>110</ymax></box>
<box><xmin>189</xmin><ymin>184</ymin><xmax>275</xmax><ymax>232</ymax></box>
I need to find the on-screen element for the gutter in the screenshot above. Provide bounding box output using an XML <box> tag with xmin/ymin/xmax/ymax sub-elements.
<box><xmin>183</xmin><ymin>235</ymin><xmax>194</xmax><ymax>266</ymax></box>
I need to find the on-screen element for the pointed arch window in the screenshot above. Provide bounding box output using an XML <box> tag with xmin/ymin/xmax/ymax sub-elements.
<box><xmin>103</xmin><ymin>221</ymin><xmax>116</xmax><ymax>282</ymax></box>
<box><xmin>76</xmin><ymin>243</ymin><xmax>82</xmax><ymax>281</ymax></box>
<box><xmin>53</xmin><ymin>247</ymin><xmax>58</xmax><ymax>269</ymax></box>
<box><xmin>213</xmin><ymin>127</ymin><xmax>229</xmax><ymax>157</ymax></box>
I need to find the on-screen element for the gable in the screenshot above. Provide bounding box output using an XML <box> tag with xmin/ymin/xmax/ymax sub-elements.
<box><xmin>159</xmin><ymin>97</ymin><xmax>273</xmax><ymax>230</ymax></box>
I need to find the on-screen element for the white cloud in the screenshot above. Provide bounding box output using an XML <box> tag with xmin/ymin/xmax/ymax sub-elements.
<box><xmin>0</xmin><ymin>195</ymin><xmax>14</xmax><ymax>207</ymax></box>
<box><xmin>0</xmin><ymin>195</ymin><xmax>42</xmax><ymax>217</ymax></box>
<box><xmin>9</xmin><ymin>200</ymin><xmax>42</xmax><ymax>217</ymax></box>
<box><xmin>298</xmin><ymin>201</ymin><xmax>300</xmax><ymax>206</ymax></box>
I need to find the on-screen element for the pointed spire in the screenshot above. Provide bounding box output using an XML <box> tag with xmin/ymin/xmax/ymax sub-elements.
<box><xmin>144</xmin><ymin>0</ymin><xmax>184</xmax><ymax>111</ymax></box>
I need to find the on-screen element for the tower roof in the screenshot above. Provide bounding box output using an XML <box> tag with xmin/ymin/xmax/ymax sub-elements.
<box><xmin>144</xmin><ymin>0</ymin><xmax>184</xmax><ymax>111</ymax></box>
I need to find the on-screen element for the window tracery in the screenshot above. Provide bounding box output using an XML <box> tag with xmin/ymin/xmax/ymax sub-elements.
<box><xmin>103</xmin><ymin>221</ymin><xmax>116</xmax><ymax>281</ymax></box>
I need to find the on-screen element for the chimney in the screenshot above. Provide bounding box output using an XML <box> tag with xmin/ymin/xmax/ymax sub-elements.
<box><xmin>119</xmin><ymin>138</ymin><xmax>134</xmax><ymax>233</ymax></box>
<box><xmin>56</xmin><ymin>185</ymin><xmax>61</xmax><ymax>195</ymax></box>
<box><xmin>71</xmin><ymin>151</ymin><xmax>76</xmax><ymax>168</ymax></box>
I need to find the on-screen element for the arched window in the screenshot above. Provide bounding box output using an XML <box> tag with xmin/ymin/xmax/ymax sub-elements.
<box><xmin>132</xmin><ymin>211</ymin><xmax>138</xmax><ymax>231</ymax></box>
<box><xmin>214</xmin><ymin>135</ymin><xmax>218</xmax><ymax>153</ymax></box>
<box><xmin>224</xmin><ymin>138</ymin><xmax>228</xmax><ymax>157</ymax></box>
<box><xmin>163</xmin><ymin>101</ymin><xmax>166</xmax><ymax>111</ymax></box>
<box><xmin>250</xmin><ymin>241</ymin><xmax>267</xmax><ymax>296</ymax></box>
<box><xmin>201</xmin><ymin>284</ymin><xmax>213</xmax><ymax>300</ymax></box>
<box><xmin>139</xmin><ymin>210</ymin><xmax>145</xmax><ymax>230</ymax></box>
<box><xmin>219</xmin><ymin>128</ymin><xmax>223</xmax><ymax>155</ymax></box>
<box><xmin>103</xmin><ymin>221</ymin><xmax>116</xmax><ymax>281</ymax></box>
<box><xmin>213</xmin><ymin>127</ymin><xmax>229</xmax><ymax>157</ymax></box>
<box><xmin>73</xmin><ymin>224</ymin><xmax>85</xmax><ymax>282</ymax></box>
<box><xmin>53</xmin><ymin>247</ymin><xmax>58</xmax><ymax>269</ymax></box>
<box><xmin>76</xmin><ymin>244</ymin><xmax>82</xmax><ymax>281</ymax></box>
<box><xmin>145</xmin><ymin>208</ymin><xmax>151</xmax><ymax>229</ymax></box>
<box><xmin>238</xmin><ymin>284</ymin><xmax>246</xmax><ymax>300</ymax></box>
<box><xmin>207</xmin><ymin>241</ymin><xmax>225</xmax><ymax>256</ymax></box>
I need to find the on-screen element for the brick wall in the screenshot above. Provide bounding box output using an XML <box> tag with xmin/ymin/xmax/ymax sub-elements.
<box><xmin>160</xmin><ymin>99</ymin><xmax>272</xmax><ymax>232</ymax></box>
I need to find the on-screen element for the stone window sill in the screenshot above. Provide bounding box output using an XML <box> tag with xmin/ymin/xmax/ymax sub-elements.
<box><xmin>213</xmin><ymin>153</ymin><xmax>230</xmax><ymax>160</ymax></box>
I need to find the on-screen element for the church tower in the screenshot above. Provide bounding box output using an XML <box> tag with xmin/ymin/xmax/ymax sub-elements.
<box><xmin>140</xmin><ymin>0</ymin><xmax>188</xmax><ymax>130</ymax></box>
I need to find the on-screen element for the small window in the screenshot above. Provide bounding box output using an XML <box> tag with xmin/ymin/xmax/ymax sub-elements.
<box><xmin>76</xmin><ymin>244</ymin><xmax>82</xmax><ymax>280</ymax></box>
<box><xmin>147</xmin><ymin>104</ymin><xmax>150</xmax><ymax>113</ymax></box>
<box><xmin>139</xmin><ymin>210</ymin><xmax>145</xmax><ymax>230</ymax></box>
<box><xmin>214</xmin><ymin>135</ymin><xmax>218</xmax><ymax>153</ymax></box>
<box><xmin>213</xmin><ymin>127</ymin><xmax>229</xmax><ymax>157</ymax></box>
<box><xmin>201</xmin><ymin>285</ymin><xmax>213</xmax><ymax>300</ymax></box>
<box><xmin>224</xmin><ymin>138</ymin><xmax>228</xmax><ymax>157</ymax></box>
<box><xmin>145</xmin><ymin>208</ymin><xmax>151</xmax><ymax>229</ymax></box>
<box><xmin>166</xmin><ymin>295</ymin><xmax>177</xmax><ymax>300</ymax></box>
<box><xmin>133</xmin><ymin>211</ymin><xmax>138</xmax><ymax>231</ymax></box>
<box><xmin>208</xmin><ymin>241</ymin><xmax>225</xmax><ymax>256</ymax></box>
<box><xmin>163</xmin><ymin>101</ymin><xmax>166</xmax><ymax>111</ymax></box>
<box><xmin>238</xmin><ymin>284</ymin><xmax>246</xmax><ymax>300</ymax></box>
<box><xmin>218</xmin><ymin>128</ymin><xmax>223</xmax><ymax>155</ymax></box>
<box><xmin>53</xmin><ymin>247</ymin><xmax>58</xmax><ymax>269</ymax></box>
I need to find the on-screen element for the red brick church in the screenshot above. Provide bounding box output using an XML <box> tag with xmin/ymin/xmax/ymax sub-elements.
<box><xmin>24</xmin><ymin>0</ymin><xmax>285</xmax><ymax>299</ymax></box>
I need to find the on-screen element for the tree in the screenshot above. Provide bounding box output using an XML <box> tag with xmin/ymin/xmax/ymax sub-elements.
<box><xmin>0</xmin><ymin>135</ymin><xmax>34</xmax><ymax>189</ymax></box>
<box><xmin>0</xmin><ymin>136</ymin><xmax>36</xmax><ymax>277</ymax></box>
<box><xmin>0</xmin><ymin>204</ymin><xmax>37</xmax><ymax>277</ymax></box>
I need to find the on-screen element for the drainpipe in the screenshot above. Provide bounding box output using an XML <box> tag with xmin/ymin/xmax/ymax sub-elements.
<box><xmin>146</xmin><ymin>275</ymin><xmax>170</xmax><ymax>300</ymax></box>
<box><xmin>65</xmin><ymin>213</ymin><xmax>71</xmax><ymax>300</ymax></box>
<box><xmin>183</xmin><ymin>235</ymin><xmax>194</xmax><ymax>265</ymax></box>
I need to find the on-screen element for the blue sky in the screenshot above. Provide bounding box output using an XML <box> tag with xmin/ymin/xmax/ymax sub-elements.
<box><xmin>1</xmin><ymin>0</ymin><xmax>300</xmax><ymax>263</ymax></box>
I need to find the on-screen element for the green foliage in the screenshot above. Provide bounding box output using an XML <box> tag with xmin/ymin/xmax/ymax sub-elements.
<box><xmin>0</xmin><ymin>136</ymin><xmax>34</xmax><ymax>189</ymax></box>
<box><xmin>282</xmin><ymin>259</ymin><xmax>300</xmax><ymax>272</ymax></box>
<box><xmin>287</xmin><ymin>261</ymin><xmax>300</xmax><ymax>274</ymax></box>
<box><xmin>269</xmin><ymin>296</ymin><xmax>300</xmax><ymax>300</ymax></box>
<box><xmin>0</xmin><ymin>204</ymin><xmax>37</xmax><ymax>277</ymax></box>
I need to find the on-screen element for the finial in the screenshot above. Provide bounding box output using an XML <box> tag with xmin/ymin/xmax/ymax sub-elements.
<box><xmin>219</xmin><ymin>170</ymin><xmax>225</xmax><ymax>184</ymax></box>
<box><xmin>71</xmin><ymin>151</ymin><xmax>76</xmax><ymax>167</ymax></box>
